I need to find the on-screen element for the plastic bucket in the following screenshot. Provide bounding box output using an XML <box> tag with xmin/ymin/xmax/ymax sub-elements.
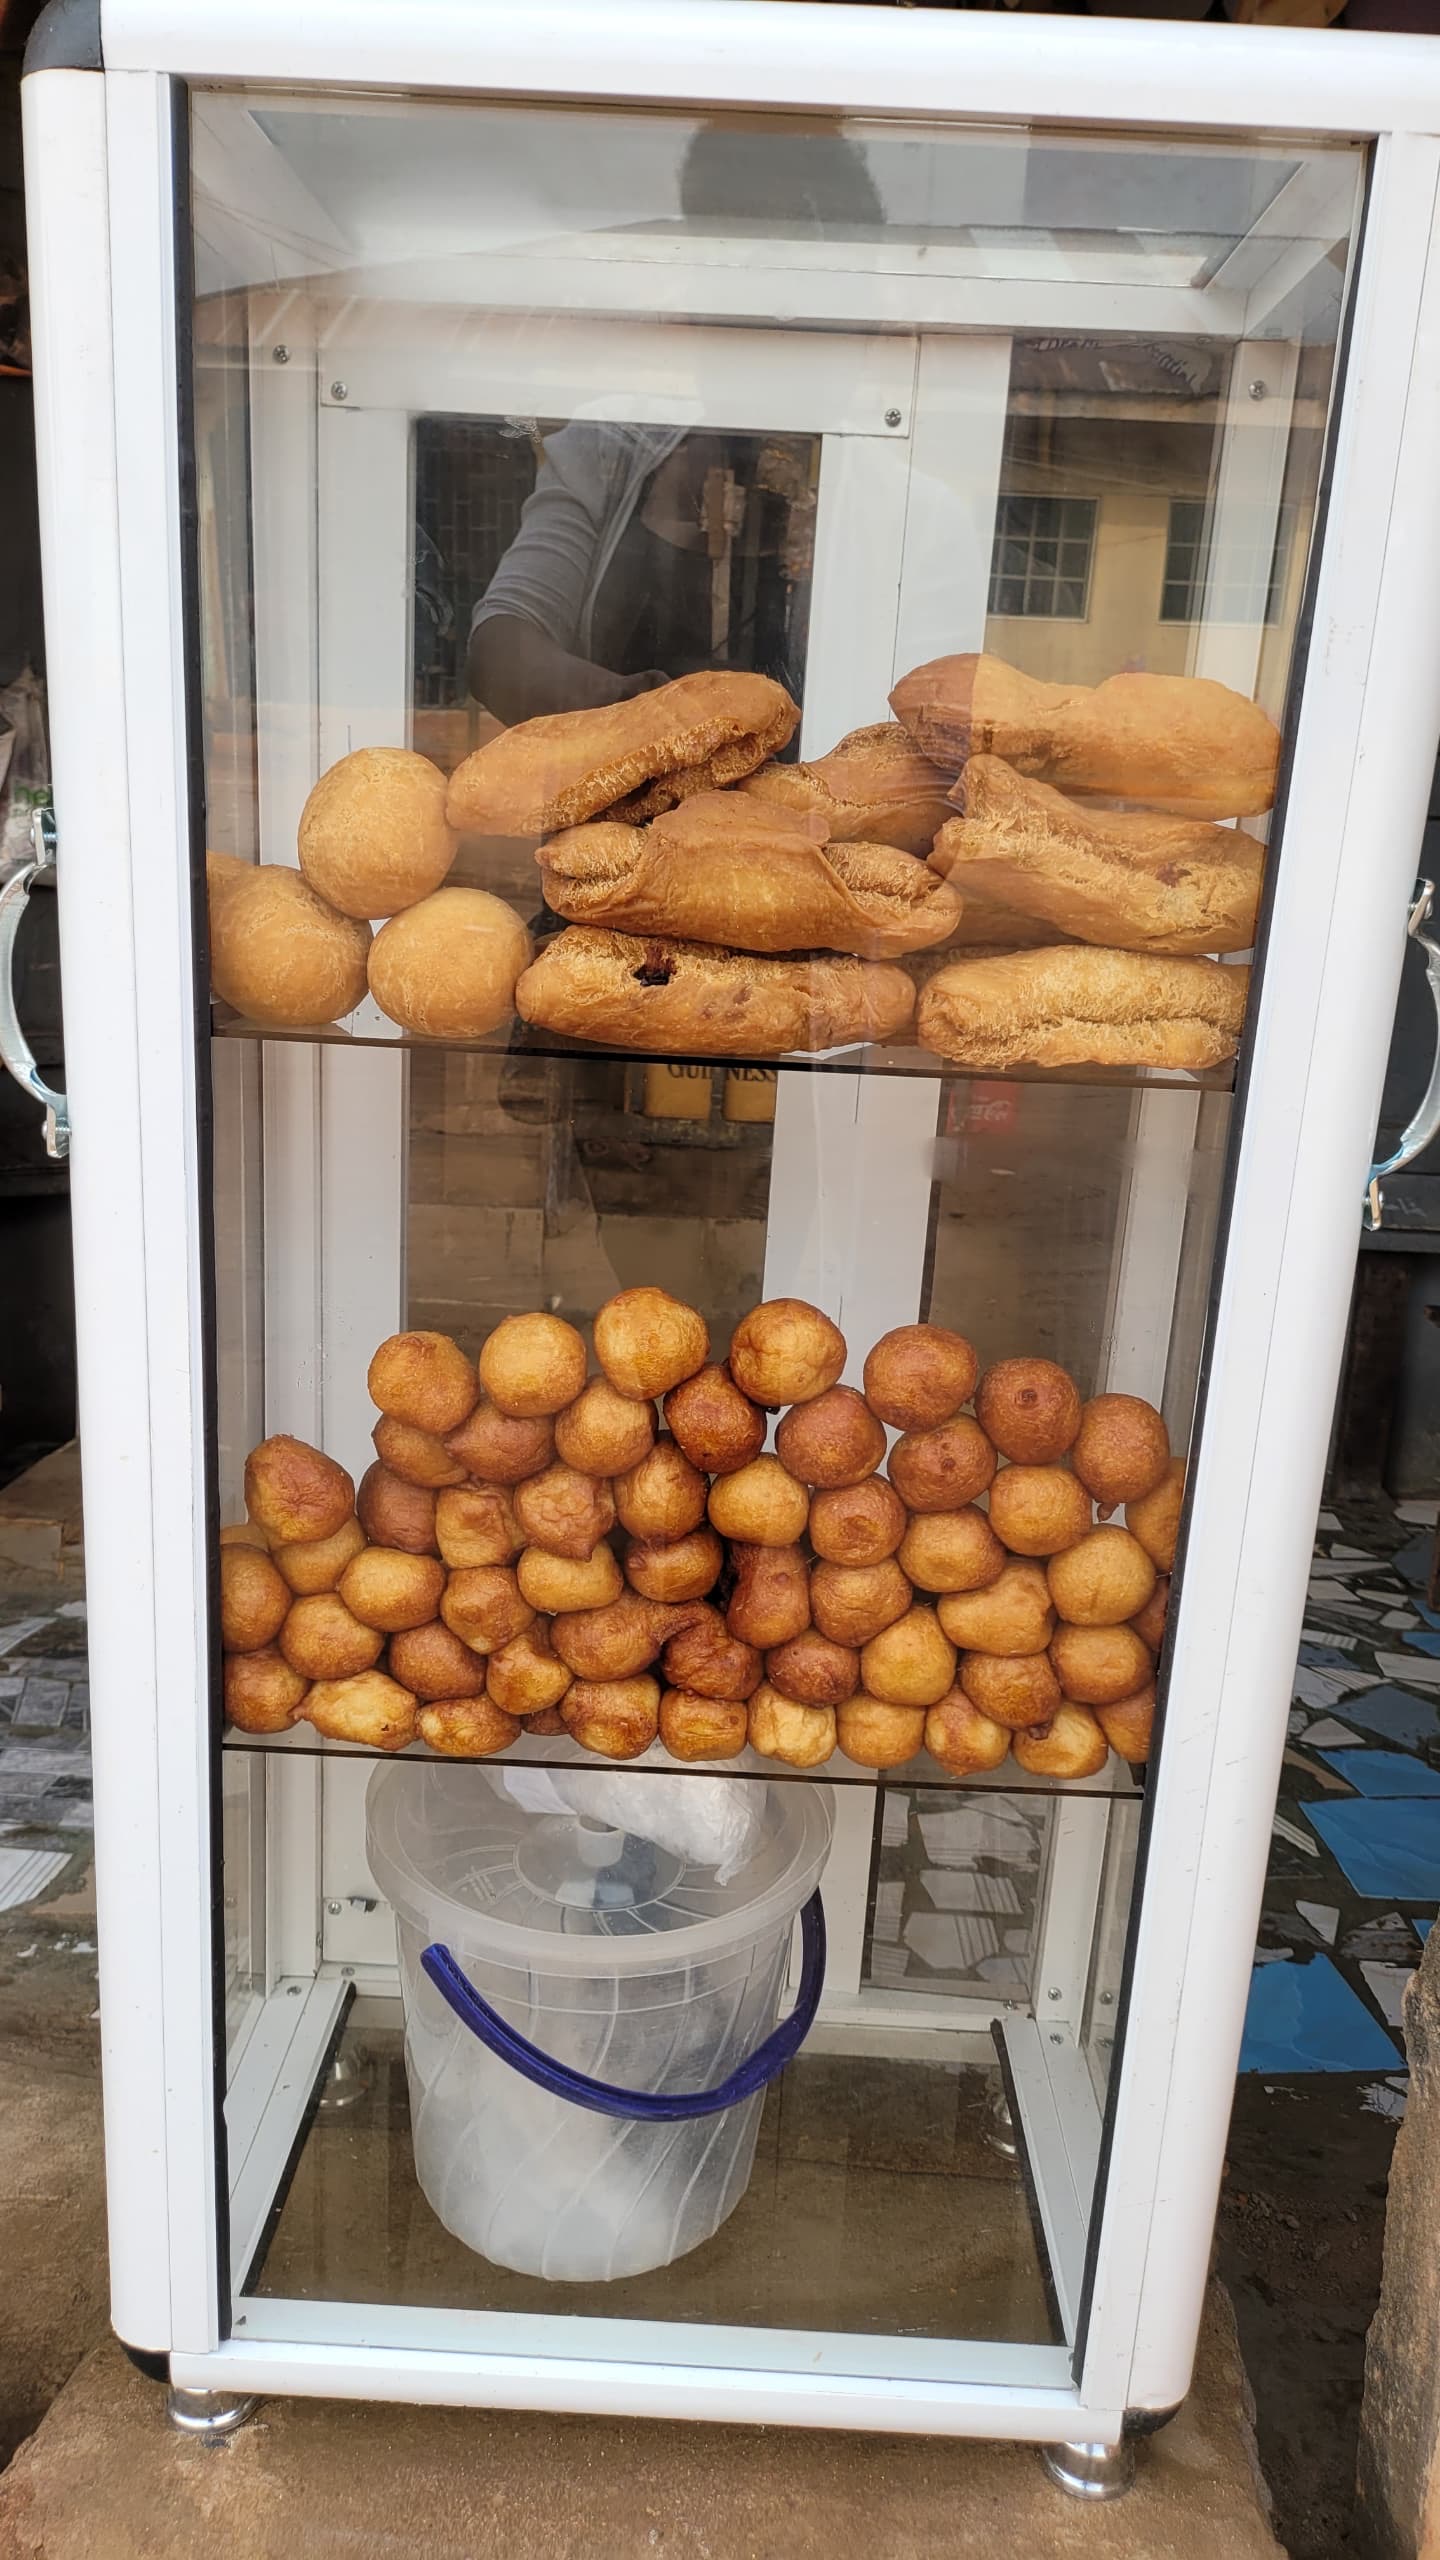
<box><xmin>366</xmin><ymin>1764</ymin><xmax>834</xmax><ymax>2282</ymax></box>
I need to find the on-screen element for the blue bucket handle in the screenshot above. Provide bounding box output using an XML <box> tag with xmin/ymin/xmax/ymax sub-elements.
<box><xmin>420</xmin><ymin>1890</ymin><xmax>826</xmax><ymax>2124</ymax></box>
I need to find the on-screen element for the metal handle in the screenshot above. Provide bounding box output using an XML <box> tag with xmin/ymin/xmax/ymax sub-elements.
<box><xmin>0</xmin><ymin>807</ymin><xmax>68</xmax><ymax>1162</ymax></box>
<box><xmin>1365</xmin><ymin>877</ymin><xmax>1440</xmax><ymax>1232</ymax></box>
<box><xmin>419</xmin><ymin>1889</ymin><xmax>826</xmax><ymax>2123</ymax></box>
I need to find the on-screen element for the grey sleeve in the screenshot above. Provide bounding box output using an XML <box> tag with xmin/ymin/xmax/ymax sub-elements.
<box><xmin>470</xmin><ymin>425</ymin><xmax>632</xmax><ymax>650</ymax></box>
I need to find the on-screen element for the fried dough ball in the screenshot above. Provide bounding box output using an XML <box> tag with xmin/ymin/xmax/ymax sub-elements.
<box><xmin>887</xmin><ymin>1417</ymin><xmax>996</xmax><ymax>1513</ymax></box>
<box><xmin>958</xmin><ymin>1647</ymin><xmax>1062</xmax><ymax>1731</ymax></box>
<box><xmin>860</xmin><ymin>1605</ymin><xmax>957</xmax><ymax>1709</ymax></box>
<box><xmin>371</xmin><ymin>1414</ymin><xmax>468</xmax><ymax>1490</ymax></box>
<box><xmin>924</xmin><ymin>1688</ymin><xmax>1012</xmax><ymax>1778</ymax></box>
<box><xmin>1047</xmin><ymin>1528</ymin><xmax>1156</xmax><ymax>1628</ymax></box>
<box><xmin>727</xmin><ymin>1543</ymin><xmax>812</xmax><ymax>1649</ymax></box>
<box><xmin>551</xmin><ymin>1593</ymin><xmax>695</xmax><ymax>1681</ymax></box>
<box><xmin>219</xmin><ymin>1520</ymin><xmax>270</xmax><ymax>1550</ymax></box>
<box><xmin>478</xmin><ymin>1312</ymin><xmax>588</xmax><ymax>1420</ymax></box>
<box><xmin>975</xmin><ymin>1358</ymin><xmax>1082</xmax><ymax>1465</ymax></box>
<box><xmin>337</xmin><ymin>1547</ymin><xmax>446</xmax><ymax>1634</ymax></box>
<box><xmin>808</xmin><ymin>1477</ymin><xmax>908</xmax><ymax>1566</ymax></box>
<box><xmin>417</xmin><ymin>1697</ymin><xmax>521</xmax><ymax>1759</ymax></box>
<box><xmin>898</xmin><ymin>1507</ymin><xmax>1006</xmax><ymax>1595</ymax></box>
<box><xmin>279</xmin><ymin>1592</ymin><xmax>386</xmax><ymax>1681</ymax></box>
<box><xmin>862</xmin><ymin>1324</ymin><xmax>978</xmax><ymax>1431</ymax></box>
<box><xmin>219</xmin><ymin>1545</ymin><xmax>291</xmax><ymax>1652</ymax></box>
<box><xmin>1126</xmin><ymin>1457</ymin><xmax>1185</xmax><ymax>1572</ymax></box>
<box><xmin>367</xmin><ymin>1330</ymin><xmax>477</xmax><ymax>1436</ymax></box>
<box><xmin>299</xmin><ymin>1669</ymin><xmax>417</xmax><ymax>1753</ymax></box>
<box><xmin>485</xmin><ymin>1622</ymin><xmax>574</xmax><ymax>1718</ymax></box>
<box><xmin>663</xmin><ymin>1363</ymin><xmax>765</xmax><ymax>1476</ymax></box>
<box><xmin>775</xmin><ymin>1387</ymin><xmax>886</xmax><ymax>1490</ymax></box>
<box><xmin>443</xmin><ymin>1399</ymin><xmax>554</xmax><ymax>1486</ymax></box>
<box><xmin>1050</xmin><ymin>1621</ymin><xmax>1154</xmax><ymax>1708</ymax></box>
<box><xmin>386</xmin><ymin>1619</ymin><xmax>486</xmax><ymax>1702</ymax></box>
<box><xmin>512</xmin><ymin>1463</ymin><xmax>616</xmax><ymax>1560</ymax></box>
<box><xmin>987</xmin><ymin>1465</ymin><xmax>1092</xmax><ymax>1558</ymax></box>
<box><xmin>662</xmin><ymin>1607</ymin><xmax>763</xmax><ymax>1702</ymax></box>
<box><xmin>1130</xmin><ymin>1574</ymin><xmax>1170</xmax><ymax>1655</ymax></box>
<box><xmin>810</xmin><ymin>1556</ymin><xmax>912</xmax><ymax>1647</ymax></box>
<box><xmin>367</xmin><ymin>886</ymin><xmax>530</xmax><ymax>1040</ymax></box>
<box><xmin>1095</xmin><ymin>1683</ymin><xmax>1157</xmax><ymax>1765</ymax></box>
<box><xmin>297</xmin><ymin>745</ymin><xmax>456</xmax><ymax>921</ymax></box>
<box><xmin>244</xmin><ymin>1435</ymin><xmax>355</xmax><ymax>1545</ymax></box>
<box><xmin>1072</xmin><ymin>1393</ymin><xmax>1170</xmax><ymax>1513</ymax></box>
<box><xmin>593</xmin><ymin>1286</ymin><xmax>709</xmax><ymax>1401</ymax></box>
<box><xmin>624</xmin><ymin>1527</ymin><xmax>723</xmax><ymax>1604</ymax></box>
<box><xmin>614</xmin><ymin>1436</ymin><xmax>708</xmax><ymax>1541</ymax></box>
<box><xmin>836</xmin><ymin>1696</ymin><xmax>927</xmax><ymax>1770</ymax></box>
<box><xmin>207</xmin><ymin>859</ymin><xmax>371</xmax><ymax>1030</ymax></box>
<box><xmin>728</xmin><ymin>1298</ymin><xmax>846</xmax><ymax>1409</ymax></box>
<box><xmin>439</xmin><ymin>1564</ymin><xmax>535</xmax><ymax>1655</ymax></box>
<box><xmin>271</xmin><ymin>1514</ymin><xmax>367</xmax><ymax>1596</ymax></box>
<box><xmin>748</xmin><ymin>1685</ymin><xmax>836</xmax><ymax>1768</ymax></box>
<box><xmin>517</xmin><ymin>1543</ymin><xmax>623</xmax><ymax>1613</ymax></box>
<box><xmin>554</xmin><ymin>1377</ymin><xmax>656</xmax><ymax>1476</ymax></box>
<box><xmin>765</xmin><ymin>1631</ymin><xmax>859</xmax><ymax>1710</ymax></box>
<box><xmin>1012</xmin><ymin>1706</ymin><xmax>1109</xmax><ymax>1780</ymax></box>
<box><xmin>224</xmin><ymin>1647</ymin><xmax>308</xmax><ymax>1734</ymax></box>
<box><xmin>937</xmin><ymin>1562</ymin><xmax>1056</xmax><ymax>1657</ymax></box>
<box><xmin>660</xmin><ymin>1690</ymin><xmax>748</xmax><ymax>1763</ymax></box>
<box><xmin>435</xmin><ymin>1482</ymin><xmax>523</xmax><ymax>1569</ymax></box>
<box><xmin>357</xmin><ymin>1462</ymin><xmax>439</xmax><ymax>1556</ymax></box>
<box><xmin>523</xmin><ymin>1706</ymin><xmax>567</xmax><ymax>1735</ymax></box>
<box><xmin>707</xmin><ymin>1454</ymin><xmax>810</xmax><ymax>1546</ymax></box>
<box><xmin>562</xmin><ymin>1675</ymin><xmax>661</xmax><ymax>1760</ymax></box>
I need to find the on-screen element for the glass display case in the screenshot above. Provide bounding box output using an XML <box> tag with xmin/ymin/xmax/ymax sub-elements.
<box><xmin>16</xmin><ymin>0</ymin><xmax>1440</xmax><ymax>2485</ymax></box>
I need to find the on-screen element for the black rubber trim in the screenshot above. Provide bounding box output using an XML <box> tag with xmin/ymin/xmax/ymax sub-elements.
<box><xmin>1123</xmin><ymin>2403</ymin><xmax>1182</xmax><ymax>2440</ymax></box>
<box><xmin>989</xmin><ymin>2020</ymin><xmax>1066</xmax><ymax>2350</ymax></box>
<box><xmin>23</xmin><ymin>0</ymin><xmax>102</xmax><ymax>73</ymax></box>
<box><xmin>116</xmin><ymin>2337</ymin><xmax>170</xmax><ymax>2384</ymax></box>
<box><xmin>235</xmin><ymin>1986</ymin><xmax>358</xmax><ymax>2299</ymax></box>
<box><xmin>167</xmin><ymin>76</ymin><xmax>235</xmax><ymax>2347</ymax></box>
<box><xmin>1068</xmin><ymin>139</ymin><xmax>1377</xmax><ymax>2395</ymax></box>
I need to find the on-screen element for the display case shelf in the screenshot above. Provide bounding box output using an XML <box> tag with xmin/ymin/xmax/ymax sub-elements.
<box><xmin>210</xmin><ymin>1010</ymin><xmax>1235</xmax><ymax>1095</ymax></box>
<box><xmin>222</xmin><ymin>1723</ymin><xmax>1143</xmax><ymax>1797</ymax></box>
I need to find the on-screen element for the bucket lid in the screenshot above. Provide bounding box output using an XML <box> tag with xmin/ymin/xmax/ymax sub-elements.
<box><xmin>366</xmin><ymin>1763</ymin><xmax>832</xmax><ymax>1976</ymax></box>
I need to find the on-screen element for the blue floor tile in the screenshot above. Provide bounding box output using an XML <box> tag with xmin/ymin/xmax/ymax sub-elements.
<box><xmin>1415</xmin><ymin>1917</ymin><xmax>1433</xmax><ymax>1943</ymax></box>
<box><xmin>1395</xmin><ymin>1536</ymin><xmax>1433</xmax><ymax>1589</ymax></box>
<box><xmin>1317</xmin><ymin>1750</ymin><xmax>1440</xmax><ymax>1797</ymax></box>
<box><xmin>1241</xmin><ymin>1953</ymin><xmax>1402</xmax><ymax>2072</ymax></box>
<box><xmin>1336</xmin><ymin>1686</ymin><xmax>1440</xmax><ymax>1750</ymax></box>
<box><xmin>1306</xmin><ymin>1797</ymin><xmax>1440</xmax><ymax>1898</ymax></box>
<box><xmin>1403</xmin><ymin>1631</ymin><xmax>1440</xmax><ymax>1658</ymax></box>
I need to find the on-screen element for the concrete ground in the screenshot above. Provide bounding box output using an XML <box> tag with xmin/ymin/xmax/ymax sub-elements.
<box><xmin>0</xmin><ymin>2288</ymin><xmax>1281</xmax><ymax>2560</ymax></box>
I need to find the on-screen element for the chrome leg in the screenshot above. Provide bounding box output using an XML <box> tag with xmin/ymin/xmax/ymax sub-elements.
<box><xmin>984</xmin><ymin>2085</ymin><xmax>1018</xmax><ymax>2162</ymax></box>
<box><xmin>1040</xmin><ymin>2440</ymin><xmax>1137</xmax><ymax>2501</ymax></box>
<box><xmin>316</xmin><ymin>2042</ymin><xmax>372</xmax><ymax>2117</ymax></box>
<box><xmin>165</xmin><ymin>2386</ymin><xmax>259</xmax><ymax>2438</ymax></box>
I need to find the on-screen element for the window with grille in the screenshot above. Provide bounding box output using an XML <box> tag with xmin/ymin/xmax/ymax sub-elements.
<box><xmin>1160</xmin><ymin>498</ymin><xmax>1295</xmax><ymax>625</ymax></box>
<box><xmin>987</xmin><ymin>494</ymin><xmax>1097</xmax><ymax>621</ymax></box>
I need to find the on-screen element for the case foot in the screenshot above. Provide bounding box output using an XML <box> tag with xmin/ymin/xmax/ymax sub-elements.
<box><xmin>316</xmin><ymin>2042</ymin><xmax>372</xmax><ymax>2117</ymax></box>
<box><xmin>983</xmin><ymin>2087</ymin><xmax>1018</xmax><ymax>2162</ymax></box>
<box><xmin>1039</xmin><ymin>2439</ymin><xmax>1137</xmax><ymax>2501</ymax></box>
<box><xmin>165</xmin><ymin>2387</ymin><xmax>259</xmax><ymax>2438</ymax></box>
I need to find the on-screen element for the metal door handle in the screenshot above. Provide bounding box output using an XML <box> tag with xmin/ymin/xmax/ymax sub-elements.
<box><xmin>1365</xmin><ymin>878</ymin><xmax>1440</xmax><ymax>1233</ymax></box>
<box><xmin>0</xmin><ymin>807</ymin><xmax>69</xmax><ymax>1162</ymax></box>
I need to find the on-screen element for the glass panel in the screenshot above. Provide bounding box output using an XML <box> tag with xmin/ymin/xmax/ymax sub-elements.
<box><xmin>190</xmin><ymin>89</ymin><xmax>1362</xmax><ymax>2359</ymax></box>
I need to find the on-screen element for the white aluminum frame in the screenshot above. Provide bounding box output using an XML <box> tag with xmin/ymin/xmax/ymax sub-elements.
<box><xmin>22</xmin><ymin>0</ymin><xmax>1440</xmax><ymax>2445</ymax></box>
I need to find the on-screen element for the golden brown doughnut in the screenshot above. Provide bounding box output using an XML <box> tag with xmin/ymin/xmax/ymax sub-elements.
<box><xmin>775</xmin><ymin>1387</ymin><xmax>886</xmax><ymax>1490</ymax></box>
<box><xmin>244</xmin><ymin>1435</ymin><xmax>355</xmax><ymax>1546</ymax></box>
<box><xmin>937</xmin><ymin>1562</ymin><xmax>1056</xmax><ymax>1656</ymax></box>
<box><xmin>836</xmin><ymin>1696</ymin><xmax>927</xmax><ymax>1770</ymax></box>
<box><xmin>478</xmin><ymin>1313</ymin><xmax>588</xmax><ymax>1421</ymax></box>
<box><xmin>279</xmin><ymin>1592</ymin><xmax>386</xmax><ymax>1682</ymax></box>
<box><xmin>368</xmin><ymin>1331</ymin><xmax>478</xmax><ymax>1437</ymax></box>
<box><xmin>299</xmin><ymin>1670</ymin><xmax>418</xmax><ymax>1753</ymax></box>
<box><xmin>511</xmin><ymin>1464</ymin><xmax>616</xmax><ymax>1560</ymax></box>
<box><xmin>368</xmin><ymin>887</ymin><xmax>531</xmax><ymax>1040</ymax></box>
<box><xmin>624</xmin><ymin>1527</ymin><xmax>724</xmax><ymax>1604</ymax></box>
<box><xmin>338</xmin><ymin>1547</ymin><xmax>447</xmax><ymax>1635</ymax></box>
<box><xmin>1047</xmin><ymin>1528</ymin><xmax>1157</xmax><ymax>1628</ymax></box>
<box><xmin>748</xmin><ymin>1685</ymin><xmax>835</xmax><ymax>1768</ymax></box>
<box><xmin>1050</xmin><ymin>1621</ymin><xmax>1154</xmax><ymax>1708</ymax></box>
<box><xmin>1095</xmin><ymin>1683</ymin><xmax>1157</xmax><ymax>1765</ymax></box>
<box><xmin>554</xmin><ymin>1378</ymin><xmax>657</xmax><ymax>1476</ymax></box>
<box><xmin>443</xmin><ymin>1400</ymin><xmax>555</xmax><ymax>1485</ymax></box>
<box><xmin>593</xmin><ymin>1287</ymin><xmax>710</xmax><ymax>1401</ymax></box>
<box><xmin>516</xmin><ymin>1543</ymin><xmax>624</xmax><ymax>1614</ymax></box>
<box><xmin>659</xmin><ymin>1690</ymin><xmax>749</xmax><ymax>1763</ymax></box>
<box><xmin>434</xmin><ymin>1483</ymin><xmax>523</xmax><ymax>1570</ymax></box>
<box><xmin>924</xmin><ymin>1688</ymin><xmax>1012</xmax><ymax>1777</ymax></box>
<box><xmin>371</xmin><ymin>1415</ymin><xmax>469</xmax><ymax>1490</ymax></box>
<box><xmin>974</xmin><ymin>1358</ymin><xmax>1082</xmax><ymax>1465</ymax></box>
<box><xmin>728</xmin><ymin>1298</ymin><xmax>846</xmax><ymax>1408</ymax></box>
<box><xmin>860</xmin><ymin>1606</ymin><xmax>957</xmax><ymax>1709</ymax></box>
<box><xmin>707</xmin><ymin>1455</ymin><xmax>810</xmax><ymax>1546</ymax></box>
<box><xmin>887</xmin><ymin>1416</ymin><xmax>996</xmax><ymax>1513</ymax></box>
<box><xmin>386</xmin><ymin>1620</ymin><xmax>487</xmax><ymax>1703</ymax></box>
<box><xmin>1126</xmin><ymin>1457</ymin><xmax>1186</xmax><ymax>1571</ymax></box>
<box><xmin>224</xmin><ymin>1647</ymin><xmax>309</xmax><ymax>1734</ymax></box>
<box><xmin>897</xmin><ymin>1507</ymin><xmax>1006</xmax><ymax>1595</ymax></box>
<box><xmin>417</xmin><ymin>1697</ymin><xmax>521</xmax><ymax>1759</ymax></box>
<box><xmin>862</xmin><ymin>1324</ymin><xmax>978</xmax><ymax>1431</ymax></box>
<box><xmin>613</xmin><ymin>1436</ymin><xmax>708</xmax><ymax>1542</ymax></box>
<box><xmin>219</xmin><ymin>1544</ymin><xmax>291</xmax><ymax>1652</ymax></box>
<box><xmin>810</xmin><ymin>1556</ymin><xmax>912</xmax><ymax>1647</ymax></box>
<box><xmin>561</xmin><ymin>1676</ymin><xmax>662</xmax><ymax>1761</ymax></box>
<box><xmin>808</xmin><ymin>1478</ymin><xmax>908</xmax><ymax>1566</ymax></box>
<box><xmin>1011</xmin><ymin>1706</ymin><xmax>1110</xmax><ymax>1780</ymax></box>
<box><xmin>662</xmin><ymin>1364</ymin><xmax>766</xmax><ymax>1476</ymax></box>
<box><xmin>987</xmin><ymin>1465</ymin><xmax>1092</xmax><ymax>1558</ymax></box>
<box><xmin>1072</xmin><ymin>1393</ymin><xmax>1171</xmax><ymax>1512</ymax></box>
<box><xmin>207</xmin><ymin>860</ymin><xmax>370</xmax><ymax>1030</ymax></box>
<box><xmin>297</xmin><ymin>746</ymin><xmax>456</xmax><ymax>919</ymax></box>
<box><xmin>271</xmin><ymin>1515</ymin><xmax>367</xmax><ymax>1597</ymax></box>
<box><xmin>439</xmin><ymin>1565</ymin><xmax>535</xmax><ymax>1655</ymax></box>
<box><xmin>958</xmin><ymin>1647</ymin><xmax>1062</xmax><ymax>1731</ymax></box>
<box><xmin>661</xmin><ymin>1607</ymin><xmax>763</xmax><ymax>1702</ymax></box>
<box><xmin>485</xmin><ymin>1623</ymin><xmax>574</xmax><ymax>1718</ymax></box>
<box><xmin>726</xmin><ymin>1544</ymin><xmax>812</xmax><ymax>1649</ymax></box>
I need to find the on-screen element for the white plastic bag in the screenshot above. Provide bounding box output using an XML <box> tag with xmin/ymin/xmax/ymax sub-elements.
<box><xmin>498</xmin><ymin>1765</ymin><xmax>765</xmax><ymax>1885</ymax></box>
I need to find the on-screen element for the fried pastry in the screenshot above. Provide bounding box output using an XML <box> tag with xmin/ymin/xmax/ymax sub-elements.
<box><xmin>659</xmin><ymin>1690</ymin><xmax>749</xmax><ymax>1763</ymax></box>
<box><xmin>515</xmin><ymin>929</ymin><xmax>915</xmax><ymax>1058</ymax></box>
<box><xmin>538</xmin><ymin>793</ymin><xmax>963</xmax><ymax>959</ymax></box>
<box><xmin>917</xmin><ymin>946</ymin><xmax>1249</xmax><ymax>1073</ymax></box>
<box><xmin>933</xmin><ymin>758</ymin><xmax>1264</xmax><ymax>955</ymax></box>
<box><xmin>890</xmin><ymin>653</ymin><xmax>1280</xmax><ymax>818</ymax></box>
<box><xmin>446</xmin><ymin>670</ymin><xmax>798</xmax><ymax>837</ymax></box>
<box><xmin>739</xmin><ymin>720</ymin><xmax>954</xmax><ymax>855</ymax></box>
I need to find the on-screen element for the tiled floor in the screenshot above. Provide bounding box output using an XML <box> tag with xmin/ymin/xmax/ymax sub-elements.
<box><xmin>1241</xmin><ymin>1495</ymin><xmax>1440</xmax><ymax>2083</ymax></box>
<box><xmin>0</xmin><ymin>1597</ymin><xmax>92</xmax><ymax>1865</ymax></box>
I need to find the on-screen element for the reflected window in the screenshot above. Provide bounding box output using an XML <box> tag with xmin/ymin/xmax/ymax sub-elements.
<box><xmin>1160</xmin><ymin>496</ymin><xmax>1294</xmax><ymax>626</ymax></box>
<box><xmin>988</xmin><ymin>494</ymin><xmax>1096</xmax><ymax>621</ymax></box>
